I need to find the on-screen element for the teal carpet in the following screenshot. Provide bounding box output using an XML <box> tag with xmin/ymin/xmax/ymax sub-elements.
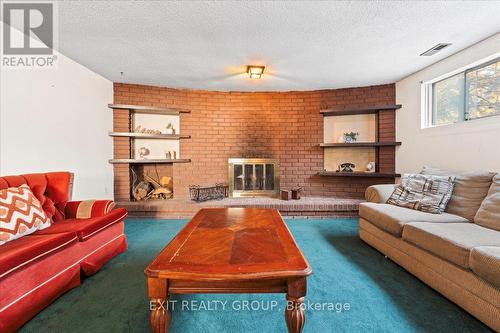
<box><xmin>21</xmin><ymin>218</ymin><xmax>491</xmax><ymax>333</ymax></box>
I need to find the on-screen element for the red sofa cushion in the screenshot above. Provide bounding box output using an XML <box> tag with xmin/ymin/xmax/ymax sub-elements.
<box><xmin>0</xmin><ymin>232</ymin><xmax>78</xmax><ymax>279</ymax></box>
<box><xmin>36</xmin><ymin>208</ymin><xmax>128</xmax><ymax>241</ymax></box>
<box><xmin>65</xmin><ymin>200</ymin><xmax>116</xmax><ymax>219</ymax></box>
<box><xmin>0</xmin><ymin>172</ymin><xmax>72</xmax><ymax>222</ymax></box>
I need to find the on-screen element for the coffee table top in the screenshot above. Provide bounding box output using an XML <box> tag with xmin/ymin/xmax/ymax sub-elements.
<box><xmin>145</xmin><ymin>208</ymin><xmax>312</xmax><ymax>280</ymax></box>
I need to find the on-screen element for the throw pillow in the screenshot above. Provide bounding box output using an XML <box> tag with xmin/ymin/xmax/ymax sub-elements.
<box><xmin>0</xmin><ymin>184</ymin><xmax>52</xmax><ymax>245</ymax></box>
<box><xmin>421</xmin><ymin>166</ymin><xmax>495</xmax><ymax>220</ymax></box>
<box><xmin>474</xmin><ymin>174</ymin><xmax>500</xmax><ymax>231</ymax></box>
<box><xmin>387</xmin><ymin>173</ymin><xmax>456</xmax><ymax>214</ymax></box>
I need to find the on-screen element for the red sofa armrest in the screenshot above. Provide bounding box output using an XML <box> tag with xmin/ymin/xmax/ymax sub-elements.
<box><xmin>65</xmin><ymin>200</ymin><xmax>116</xmax><ymax>219</ymax></box>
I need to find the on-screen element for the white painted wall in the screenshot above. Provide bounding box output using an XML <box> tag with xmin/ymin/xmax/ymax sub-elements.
<box><xmin>0</xmin><ymin>31</ymin><xmax>114</xmax><ymax>199</ymax></box>
<box><xmin>396</xmin><ymin>33</ymin><xmax>500</xmax><ymax>174</ymax></box>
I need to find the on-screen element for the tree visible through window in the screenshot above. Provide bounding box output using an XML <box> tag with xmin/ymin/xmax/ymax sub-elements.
<box><xmin>466</xmin><ymin>60</ymin><xmax>499</xmax><ymax>119</ymax></box>
<box><xmin>432</xmin><ymin>73</ymin><xmax>464</xmax><ymax>125</ymax></box>
<box><xmin>430</xmin><ymin>58</ymin><xmax>499</xmax><ymax>126</ymax></box>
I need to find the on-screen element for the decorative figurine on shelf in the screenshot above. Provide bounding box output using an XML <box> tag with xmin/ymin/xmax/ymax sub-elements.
<box><xmin>337</xmin><ymin>163</ymin><xmax>355</xmax><ymax>172</ymax></box>
<box><xmin>138</xmin><ymin>147</ymin><xmax>150</xmax><ymax>159</ymax></box>
<box><xmin>165</xmin><ymin>123</ymin><xmax>176</xmax><ymax>135</ymax></box>
<box><xmin>366</xmin><ymin>162</ymin><xmax>376</xmax><ymax>173</ymax></box>
<box><xmin>134</xmin><ymin>125</ymin><xmax>161</xmax><ymax>134</ymax></box>
<box><xmin>165</xmin><ymin>151</ymin><xmax>177</xmax><ymax>159</ymax></box>
<box><xmin>343</xmin><ymin>131</ymin><xmax>359</xmax><ymax>143</ymax></box>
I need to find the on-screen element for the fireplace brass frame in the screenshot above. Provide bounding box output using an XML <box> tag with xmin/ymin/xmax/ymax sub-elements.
<box><xmin>228</xmin><ymin>158</ymin><xmax>280</xmax><ymax>198</ymax></box>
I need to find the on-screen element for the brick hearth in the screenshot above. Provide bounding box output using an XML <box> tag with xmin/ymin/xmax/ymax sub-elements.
<box><xmin>119</xmin><ymin>196</ymin><xmax>363</xmax><ymax>219</ymax></box>
<box><xmin>112</xmin><ymin>83</ymin><xmax>396</xmax><ymax>205</ymax></box>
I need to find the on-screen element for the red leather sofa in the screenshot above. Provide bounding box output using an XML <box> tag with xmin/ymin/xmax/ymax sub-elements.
<box><xmin>0</xmin><ymin>172</ymin><xmax>128</xmax><ymax>332</ymax></box>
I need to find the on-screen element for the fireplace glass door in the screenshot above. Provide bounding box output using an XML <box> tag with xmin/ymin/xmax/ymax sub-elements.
<box><xmin>228</xmin><ymin>159</ymin><xmax>280</xmax><ymax>197</ymax></box>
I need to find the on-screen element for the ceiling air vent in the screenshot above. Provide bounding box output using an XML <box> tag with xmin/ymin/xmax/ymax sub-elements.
<box><xmin>420</xmin><ymin>43</ymin><xmax>452</xmax><ymax>56</ymax></box>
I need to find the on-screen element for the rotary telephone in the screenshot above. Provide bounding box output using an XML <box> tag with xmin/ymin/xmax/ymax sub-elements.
<box><xmin>338</xmin><ymin>163</ymin><xmax>355</xmax><ymax>173</ymax></box>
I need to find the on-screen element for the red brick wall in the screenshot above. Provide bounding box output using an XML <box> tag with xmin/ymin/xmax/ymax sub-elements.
<box><xmin>113</xmin><ymin>83</ymin><xmax>396</xmax><ymax>200</ymax></box>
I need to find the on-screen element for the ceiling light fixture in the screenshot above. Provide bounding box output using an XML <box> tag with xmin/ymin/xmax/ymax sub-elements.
<box><xmin>247</xmin><ymin>65</ymin><xmax>265</xmax><ymax>79</ymax></box>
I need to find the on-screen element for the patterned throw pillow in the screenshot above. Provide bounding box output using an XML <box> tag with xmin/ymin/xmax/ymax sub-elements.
<box><xmin>387</xmin><ymin>174</ymin><xmax>456</xmax><ymax>214</ymax></box>
<box><xmin>0</xmin><ymin>184</ymin><xmax>52</xmax><ymax>245</ymax></box>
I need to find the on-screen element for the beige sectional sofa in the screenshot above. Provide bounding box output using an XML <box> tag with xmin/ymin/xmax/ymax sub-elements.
<box><xmin>359</xmin><ymin>170</ymin><xmax>500</xmax><ymax>331</ymax></box>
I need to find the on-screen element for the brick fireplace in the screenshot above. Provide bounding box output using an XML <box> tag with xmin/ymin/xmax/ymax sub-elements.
<box><xmin>112</xmin><ymin>83</ymin><xmax>397</xmax><ymax>202</ymax></box>
<box><xmin>228</xmin><ymin>158</ymin><xmax>280</xmax><ymax>198</ymax></box>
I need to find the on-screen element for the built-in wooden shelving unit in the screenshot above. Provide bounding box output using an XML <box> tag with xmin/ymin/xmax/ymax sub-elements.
<box><xmin>320</xmin><ymin>142</ymin><xmax>401</xmax><ymax>148</ymax></box>
<box><xmin>109</xmin><ymin>103</ymin><xmax>192</xmax><ymax>202</ymax></box>
<box><xmin>109</xmin><ymin>159</ymin><xmax>191</xmax><ymax>164</ymax></box>
<box><xmin>108</xmin><ymin>104</ymin><xmax>191</xmax><ymax>165</ymax></box>
<box><xmin>319</xmin><ymin>104</ymin><xmax>402</xmax><ymax>178</ymax></box>
<box><xmin>320</xmin><ymin>104</ymin><xmax>402</xmax><ymax>116</ymax></box>
<box><xmin>109</xmin><ymin>132</ymin><xmax>191</xmax><ymax>140</ymax></box>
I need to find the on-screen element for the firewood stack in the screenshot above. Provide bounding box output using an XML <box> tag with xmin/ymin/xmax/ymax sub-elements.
<box><xmin>132</xmin><ymin>175</ymin><xmax>173</xmax><ymax>200</ymax></box>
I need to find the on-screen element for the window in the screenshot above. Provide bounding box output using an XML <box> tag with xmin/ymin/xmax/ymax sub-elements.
<box><xmin>425</xmin><ymin>57</ymin><xmax>499</xmax><ymax>127</ymax></box>
<box><xmin>432</xmin><ymin>73</ymin><xmax>465</xmax><ymax>125</ymax></box>
<box><xmin>466</xmin><ymin>60</ymin><xmax>499</xmax><ymax>120</ymax></box>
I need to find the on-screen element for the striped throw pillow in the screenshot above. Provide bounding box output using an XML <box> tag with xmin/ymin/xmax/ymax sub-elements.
<box><xmin>387</xmin><ymin>174</ymin><xmax>456</xmax><ymax>214</ymax></box>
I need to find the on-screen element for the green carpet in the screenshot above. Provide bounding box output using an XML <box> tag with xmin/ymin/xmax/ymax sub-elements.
<box><xmin>21</xmin><ymin>218</ymin><xmax>491</xmax><ymax>333</ymax></box>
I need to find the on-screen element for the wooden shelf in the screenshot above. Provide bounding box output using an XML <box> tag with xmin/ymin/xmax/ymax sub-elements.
<box><xmin>317</xmin><ymin>171</ymin><xmax>401</xmax><ymax>178</ymax></box>
<box><xmin>108</xmin><ymin>104</ymin><xmax>190</xmax><ymax>115</ymax></box>
<box><xmin>320</xmin><ymin>142</ymin><xmax>401</xmax><ymax>147</ymax></box>
<box><xmin>109</xmin><ymin>159</ymin><xmax>191</xmax><ymax>164</ymax></box>
<box><xmin>109</xmin><ymin>132</ymin><xmax>191</xmax><ymax>140</ymax></box>
<box><xmin>320</xmin><ymin>104</ymin><xmax>402</xmax><ymax>116</ymax></box>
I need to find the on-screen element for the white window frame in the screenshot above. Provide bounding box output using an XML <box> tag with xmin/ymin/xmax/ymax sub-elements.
<box><xmin>421</xmin><ymin>52</ymin><xmax>500</xmax><ymax>129</ymax></box>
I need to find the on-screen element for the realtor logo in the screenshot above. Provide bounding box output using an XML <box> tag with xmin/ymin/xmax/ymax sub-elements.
<box><xmin>1</xmin><ymin>1</ymin><xmax>57</xmax><ymax>68</ymax></box>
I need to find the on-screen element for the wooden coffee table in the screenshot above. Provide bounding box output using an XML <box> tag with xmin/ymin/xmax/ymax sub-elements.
<box><xmin>145</xmin><ymin>208</ymin><xmax>312</xmax><ymax>333</ymax></box>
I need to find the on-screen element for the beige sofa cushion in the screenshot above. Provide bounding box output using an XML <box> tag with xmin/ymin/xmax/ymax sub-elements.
<box><xmin>359</xmin><ymin>202</ymin><xmax>468</xmax><ymax>237</ymax></box>
<box><xmin>421</xmin><ymin>167</ymin><xmax>495</xmax><ymax>221</ymax></box>
<box><xmin>470</xmin><ymin>246</ymin><xmax>500</xmax><ymax>288</ymax></box>
<box><xmin>402</xmin><ymin>222</ymin><xmax>500</xmax><ymax>269</ymax></box>
<box><xmin>474</xmin><ymin>174</ymin><xmax>500</xmax><ymax>231</ymax></box>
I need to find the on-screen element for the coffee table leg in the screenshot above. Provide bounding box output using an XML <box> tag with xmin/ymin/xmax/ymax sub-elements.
<box><xmin>148</xmin><ymin>278</ymin><xmax>171</xmax><ymax>333</ymax></box>
<box><xmin>285</xmin><ymin>278</ymin><xmax>306</xmax><ymax>333</ymax></box>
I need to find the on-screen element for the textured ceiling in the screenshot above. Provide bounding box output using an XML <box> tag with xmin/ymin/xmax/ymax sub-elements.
<box><xmin>57</xmin><ymin>1</ymin><xmax>500</xmax><ymax>91</ymax></box>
